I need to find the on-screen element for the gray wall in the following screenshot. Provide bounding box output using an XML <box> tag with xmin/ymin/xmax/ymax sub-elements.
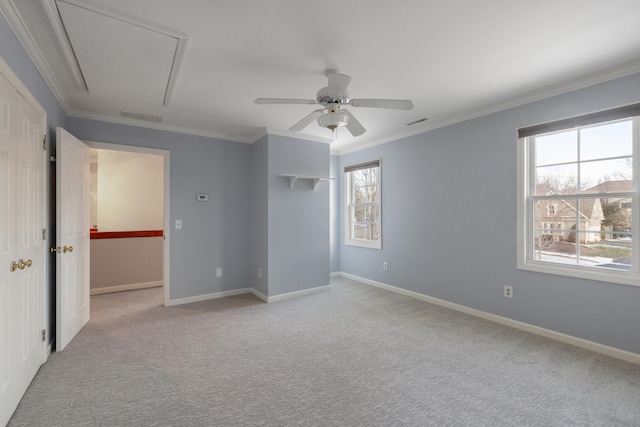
<box><xmin>266</xmin><ymin>135</ymin><xmax>330</xmax><ymax>296</ymax></box>
<box><xmin>250</xmin><ymin>135</ymin><xmax>269</xmax><ymax>296</ymax></box>
<box><xmin>339</xmin><ymin>72</ymin><xmax>640</xmax><ymax>355</ymax></box>
<box><xmin>67</xmin><ymin>118</ymin><xmax>253</xmax><ymax>300</ymax></box>
<box><xmin>330</xmin><ymin>155</ymin><xmax>340</xmax><ymax>273</ymax></box>
<box><xmin>0</xmin><ymin>13</ymin><xmax>68</xmax><ymax>343</ymax></box>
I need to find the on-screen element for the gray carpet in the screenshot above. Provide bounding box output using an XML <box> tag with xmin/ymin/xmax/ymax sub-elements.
<box><xmin>8</xmin><ymin>277</ymin><xmax>640</xmax><ymax>426</ymax></box>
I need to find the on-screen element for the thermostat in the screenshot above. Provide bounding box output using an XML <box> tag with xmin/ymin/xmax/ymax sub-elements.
<box><xmin>196</xmin><ymin>193</ymin><xmax>209</xmax><ymax>202</ymax></box>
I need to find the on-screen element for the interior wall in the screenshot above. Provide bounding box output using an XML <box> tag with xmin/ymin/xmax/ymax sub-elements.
<box><xmin>330</xmin><ymin>154</ymin><xmax>340</xmax><ymax>273</ymax></box>
<box><xmin>90</xmin><ymin>237</ymin><xmax>163</xmax><ymax>290</ymax></box>
<box><xmin>67</xmin><ymin>118</ymin><xmax>252</xmax><ymax>300</ymax></box>
<box><xmin>250</xmin><ymin>135</ymin><xmax>268</xmax><ymax>296</ymax></box>
<box><xmin>339</xmin><ymin>71</ymin><xmax>640</xmax><ymax>355</ymax></box>
<box><xmin>95</xmin><ymin>149</ymin><xmax>163</xmax><ymax>231</ymax></box>
<box><xmin>266</xmin><ymin>134</ymin><xmax>330</xmax><ymax>296</ymax></box>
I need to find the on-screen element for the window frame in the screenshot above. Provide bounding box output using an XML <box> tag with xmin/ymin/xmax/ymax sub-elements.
<box><xmin>344</xmin><ymin>159</ymin><xmax>382</xmax><ymax>250</ymax></box>
<box><xmin>517</xmin><ymin>115</ymin><xmax>640</xmax><ymax>287</ymax></box>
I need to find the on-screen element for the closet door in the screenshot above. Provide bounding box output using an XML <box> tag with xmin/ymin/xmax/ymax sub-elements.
<box><xmin>0</xmin><ymin>69</ymin><xmax>18</xmax><ymax>427</ymax></box>
<box><xmin>0</xmin><ymin>71</ymin><xmax>45</xmax><ymax>427</ymax></box>
<box><xmin>14</xmin><ymin>91</ymin><xmax>45</xmax><ymax>390</ymax></box>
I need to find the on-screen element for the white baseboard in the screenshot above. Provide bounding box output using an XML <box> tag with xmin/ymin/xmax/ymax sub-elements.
<box><xmin>330</xmin><ymin>271</ymin><xmax>340</xmax><ymax>278</ymax></box>
<box><xmin>250</xmin><ymin>288</ymin><xmax>269</xmax><ymax>302</ymax></box>
<box><xmin>338</xmin><ymin>272</ymin><xmax>640</xmax><ymax>365</ymax></box>
<box><xmin>167</xmin><ymin>288</ymin><xmax>254</xmax><ymax>307</ymax></box>
<box><xmin>265</xmin><ymin>284</ymin><xmax>331</xmax><ymax>303</ymax></box>
<box><xmin>90</xmin><ymin>281</ymin><xmax>163</xmax><ymax>295</ymax></box>
<box><xmin>167</xmin><ymin>284</ymin><xmax>331</xmax><ymax>307</ymax></box>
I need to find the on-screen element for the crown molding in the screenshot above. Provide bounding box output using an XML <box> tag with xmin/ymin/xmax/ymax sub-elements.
<box><xmin>334</xmin><ymin>60</ymin><xmax>640</xmax><ymax>155</ymax></box>
<box><xmin>66</xmin><ymin>107</ymin><xmax>255</xmax><ymax>143</ymax></box>
<box><xmin>0</xmin><ymin>0</ymin><xmax>72</xmax><ymax>112</ymax></box>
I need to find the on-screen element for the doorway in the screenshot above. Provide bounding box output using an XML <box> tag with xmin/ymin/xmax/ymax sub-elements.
<box><xmin>86</xmin><ymin>141</ymin><xmax>171</xmax><ymax>306</ymax></box>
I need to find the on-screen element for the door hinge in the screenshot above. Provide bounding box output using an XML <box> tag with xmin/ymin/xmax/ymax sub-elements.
<box><xmin>42</xmin><ymin>228</ymin><xmax>46</xmax><ymax>241</ymax></box>
<box><xmin>43</xmin><ymin>134</ymin><xmax>47</xmax><ymax>151</ymax></box>
<box><xmin>41</xmin><ymin>329</ymin><xmax>46</xmax><ymax>342</ymax></box>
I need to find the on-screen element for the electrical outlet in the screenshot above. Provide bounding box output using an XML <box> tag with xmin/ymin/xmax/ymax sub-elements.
<box><xmin>258</xmin><ymin>268</ymin><xmax>262</xmax><ymax>278</ymax></box>
<box><xmin>504</xmin><ymin>285</ymin><xmax>513</xmax><ymax>298</ymax></box>
<box><xmin>175</xmin><ymin>219</ymin><xmax>182</xmax><ymax>229</ymax></box>
<box><xmin>216</xmin><ymin>268</ymin><xmax>223</xmax><ymax>278</ymax></box>
<box><xmin>383</xmin><ymin>262</ymin><xmax>389</xmax><ymax>271</ymax></box>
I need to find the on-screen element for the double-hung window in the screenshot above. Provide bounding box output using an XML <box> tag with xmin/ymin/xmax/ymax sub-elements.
<box><xmin>517</xmin><ymin>105</ymin><xmax>640</xmax><ymax>286</ymax></box>
<box><xmin>345</xmin><ymin>159</ymin><xmax>381</xmax><ymax>249</ymax></box>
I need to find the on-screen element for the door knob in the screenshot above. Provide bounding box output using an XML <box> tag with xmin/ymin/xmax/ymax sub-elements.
<box><xmin>25</xmin><ymin>259</ymin><xmax>32</xmax><ymax>267</ymax></box>
<box><xmin>10</xmin><ymin>260</ymin><xmax>18</xmax><ymax>272</ymax></box>
<box><xmin>17</xmin><ymin>259</ymin><xmax>26</xmax><ymax>270</ymax></box>
<box><xmin>50</xmin><ymin>247</ymin><xmax>61</xmax><ymax>254</ymax></box>
<box><xmin>63</xmin><ymin>245</ymin><xmax>74</xmax><ymax>253</ymax></box>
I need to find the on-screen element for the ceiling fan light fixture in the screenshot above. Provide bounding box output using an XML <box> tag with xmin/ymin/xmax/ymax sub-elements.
<box><xmin>317</xmin><ymin>111</ymin><xmax>349</xmax><ymax>131</ymax></box>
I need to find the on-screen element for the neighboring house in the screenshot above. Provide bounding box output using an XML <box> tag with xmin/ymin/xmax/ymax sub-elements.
<box><xmin>536</xmin><ymin>194</ymin><xmax>604</xmax><ymax>243</ymax></box>
<box><xmin>584</xmin><ymin>179</ymin><xmax>633</xmax><ymax>208</ymax></box>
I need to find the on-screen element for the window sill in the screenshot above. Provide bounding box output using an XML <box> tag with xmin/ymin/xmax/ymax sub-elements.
<box><xmin>517</xmin><ymin>259</ymin><xmax>640</xmax><ymax>287</ymax></box>
<box><xmin>345</xmin><ymin>239</ymin><xmax>381</xmax><ymax>250</ymax></box>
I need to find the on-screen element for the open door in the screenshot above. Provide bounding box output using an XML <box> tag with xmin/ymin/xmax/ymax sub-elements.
<box><xmin>55</xmin><ymin>127</ymin><xmax>90</xmax><ymax>351</ymax></box>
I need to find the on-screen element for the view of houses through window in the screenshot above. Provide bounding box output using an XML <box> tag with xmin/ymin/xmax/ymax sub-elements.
<box><xmin>531</xmin><ymin>118</ymin><xmax>635</xmax><ymax>271</ymax></box>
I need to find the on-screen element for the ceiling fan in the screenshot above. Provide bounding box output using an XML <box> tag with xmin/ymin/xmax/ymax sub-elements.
<box><xmin>255</xmin><ymin>70</ymin><xmax>414</xmax><ymax>137</ymax></box>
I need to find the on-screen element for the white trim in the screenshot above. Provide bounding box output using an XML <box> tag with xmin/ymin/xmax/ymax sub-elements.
<box><xmin>166</xmin><ymin>284</ymin><xmax>331</xmax><ymax>306</ymax></box>
<box><xmin>0</xmin><ymin>0</ymin><xmax>72</xmax><ymax>111</ymax></box>
<box><xmin>250</xmin><ymin>288</ymin><xmax>269</xmax><ymax>303</ymax></box>
<box><xmin>517</xmin><ymin>120</ymin><xmax>640</xmax><ymax>288</ymax></box>
<box><xmin>84</xmin><ymin>141</ymin><xmax>171</xmax><ymax>307</ymax></box>
<box><xmin>167</xmin><ymin>288</ymin><xmax>255</xmax><ymax>307</ymax></box>
<box><xmin>338</xmin><ymin>272</ymin><xmax>640</xmax><ymax>365</ymax></box>
<box><xmin>333</xmin><ymin>60</ymin><xmax>640</xmax><ymax>155</ymax></box>
<box><xmin>264</xmin><ymin>284</ymin><xmax>331</xmax><ymax>303</ymax></box>
<box><xmin>330</xmin><ymin>271</ymin><xmax>340</xmax><ymax>278</ymax></box>
<box><xmin>41</xmin><ymin>0</ymin><xmax>87</xmax><ymax>91</ymax></box>
<box><xmin>344</xmin><ymin>159</ymin><xmax>382</xmax><ymax>250</ymax></box>
<box><xmin>90</xmin><ymin>281</ymin><xmax>163</xmax><ymax>295</ymax></box>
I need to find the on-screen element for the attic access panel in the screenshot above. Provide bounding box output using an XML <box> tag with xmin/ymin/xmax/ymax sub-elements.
<box><xmin>55</xmin><ymin>0</ymin><xmax>185</xmax><ymax>106</ymax></box>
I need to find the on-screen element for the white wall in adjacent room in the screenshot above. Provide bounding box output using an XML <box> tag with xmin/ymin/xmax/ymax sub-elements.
<box><xmin>95</xmin><ymin>149</ymin><xmax>164</xmax><ymax>231</ymax></box>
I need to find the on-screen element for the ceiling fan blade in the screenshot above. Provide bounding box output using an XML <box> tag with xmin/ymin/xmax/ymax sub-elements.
<box><xmin>289</xmin><ymin>109</ymin><xmax>325</xmax><ymax>132</ymax></box>
<box><xmin>343</xmin><ymin>110</ymin><xmax>366</xmax><ymax>137</ymax></box>
<box><xmin>327</xmin><ymin>72</ymin><xmax>351</xmax><ymax>99</ymax></box>
<box><xmin>349</xmin><ymin>99</ymin><xmax>414</xmax><ymax>110</ymax></box>
<box><xmin>255</xmin><ymin>98</ymin><xmax>316</xmax><ymax>105</ymax></box>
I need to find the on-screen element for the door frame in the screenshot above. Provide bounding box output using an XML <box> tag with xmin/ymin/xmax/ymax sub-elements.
<box><xmin>85</xmin><ymin>141</ymin><xmax>171</xmax><ymax>306</ymax></box>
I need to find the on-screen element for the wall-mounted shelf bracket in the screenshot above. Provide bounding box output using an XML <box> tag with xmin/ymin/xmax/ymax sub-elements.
<box><xmin>280</xmin><ymin>174</ymin><xmax>334</xmax><ymax>190</ymax></box>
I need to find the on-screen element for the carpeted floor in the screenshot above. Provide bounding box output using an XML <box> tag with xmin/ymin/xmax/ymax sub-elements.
<box><xmin>8</xmin><ymin>277</ymin><xmax>640</xmax><ymax>426</ymax></box>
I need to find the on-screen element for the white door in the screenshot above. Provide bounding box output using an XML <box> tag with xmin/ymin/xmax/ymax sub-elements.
<box><xmin>55</xmin><ymin>128</ymin><xmax>90</xmax><ymax>351</ymax></box>
<box><xmin>0</xmin><ymin>72</ymin><xmax>46</xmax><ymax>426</ymax></box>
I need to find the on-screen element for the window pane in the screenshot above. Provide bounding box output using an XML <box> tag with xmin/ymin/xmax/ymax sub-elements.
<box><xmin>580</xmin><ymin>120</ymin><xmax>632</xmax><ymax>162</ymax></box>
<box><xmin>536</xmin><ymin>164</ymin><xmax>578</xmax><ymax>195</ymax></box>
<box><xmin>535</xmin><ymin>129</ymin><xmax>577</xmax><ymax>166</ymax></box>
<box><xmin>575</xmin><ymin>198</ymin><xmax>604</xmax><ymax>243</ymax></box>
<box><xmin>534</xmin><ymin>198</ymin><xmax>577</xmax><ymax>234</ymax></box>
<box><xmin>532</xmin><ymin>229</ymin><xmax>577</xmax><ymax>264</ymax></box>
<box><xmin>579</xmin><ymin>159</ymin><xmax>632</xmax><ymax>192</ymax></box>
<box><xmin>352</xmin><ymin>205</ymin><xmax>380</xmax><ymax>241</ymax></box>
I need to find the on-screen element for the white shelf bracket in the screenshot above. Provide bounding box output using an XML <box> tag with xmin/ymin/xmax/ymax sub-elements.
<box><xmin>289</xmin><ymin>175</ymin><xmax>298</xmax><ymax>189</ymax></box>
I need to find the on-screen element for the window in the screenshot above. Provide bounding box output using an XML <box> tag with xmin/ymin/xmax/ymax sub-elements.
<box><xmin>345</xmin><ymin>159</ymin><xmax>381</xmax><ymax>249</ymax></box>
<box><xmin>517</xmin><ymin>106</ymin><xmax>640</xmax><ymax>286</ymax></box>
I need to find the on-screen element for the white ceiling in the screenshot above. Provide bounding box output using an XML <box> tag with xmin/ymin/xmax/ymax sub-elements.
<box><xmin>2</xmin><ymin>0</ymin><xmax>640</xmax><ymax>153</ymax></box>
